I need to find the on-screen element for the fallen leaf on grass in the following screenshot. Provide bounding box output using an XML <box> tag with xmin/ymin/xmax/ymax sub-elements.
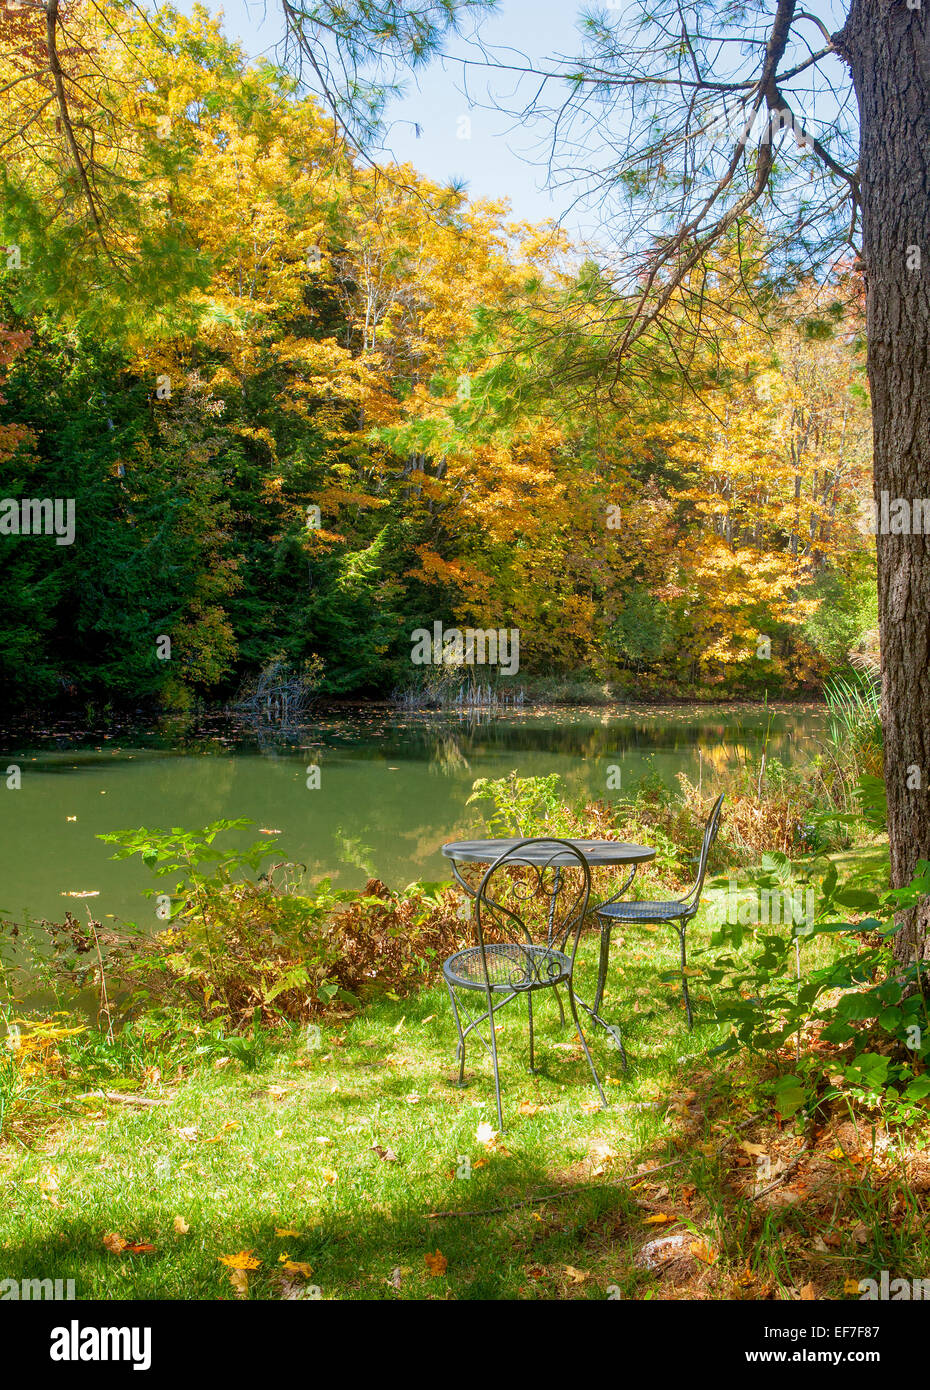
<box><xmin>372</xmin><ymin>1144</ymin><xmax>399</xmax><ymax>1162</ymax></box>
<box><xmin>564</xmin><ymin>1266</ymin><xmax>590</xmax><ymax>1284</ymax></box>
<box><xmin>229</xmin><ymin>1268</ymin><xmax>250</xmax><ymax>1300</ymax></box>
<box><xmin>424</xmin><ymin>1250</ymin><xmax>448</xmax><ymax>1277</ymax></box>
<box><xmin>173</xmin><ymin>1217</ymin><xmax>190</xmax><ymax>1235</ymax></box>
<box><xmin>103</xmin><ymin>1232</ymin><xmax>128</xmax><ymax>1254</ymax></box>
<box><xmin>690</xmin><ymin>1240</ymin><xmax>718</xmax><ymax>1265</ymax></box>
<box><xmin>517</xmin><ymin>1101</ymin><xmax>544</xmax><ymax>1115</ymax></box>
<box><xmin>275</xmin><ymin>1228</ymin><xmax>302</xmax><ymax>1238</ymax></box>
<box><xmin>320</xmin><ymin>1169</ymin><xmax>337</xmax><ymax>1185</ymax></box>
<box><xmin>218</xmin><ymin>1251</ymin><xmax>262</xmax><ymax>1270</ymax></box>
<box><xmin>800</xmin><ymin>1282</ymin><xmax>817</xmax><ymax>1301</ymax></box>
<box><xmin>281</xmin><ymin>1261</ymin><xmax>313</xmax><ymax>1278</ymax></box>
<box><xmin>643</xmin><ymin>1213</ymin><xmax>677</xmax><ymax>1225</ymax></box>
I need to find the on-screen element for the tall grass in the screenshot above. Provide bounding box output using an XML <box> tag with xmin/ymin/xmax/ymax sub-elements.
<box><xmin>820</xmin><ymin>672</ymin><xmax>883</xmax><ymax>812</ymax></box>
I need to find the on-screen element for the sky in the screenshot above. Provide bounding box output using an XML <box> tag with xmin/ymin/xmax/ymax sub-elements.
<box><xmin>174</xmin><ymin>0</ymin><xmax>594</xmax><ymax>233</ymax></box>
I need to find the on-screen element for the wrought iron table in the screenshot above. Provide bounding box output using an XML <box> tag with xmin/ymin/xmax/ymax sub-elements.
<box><xmin>441</xmin><ymin>837</ymin><xmax>656</xmax><ymax>1056</ymax></box>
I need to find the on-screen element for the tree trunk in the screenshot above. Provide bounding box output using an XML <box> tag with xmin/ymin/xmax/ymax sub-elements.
<box><xmin>835</xmin><ymin>1</ymin><xmax>930</xmax><ymax>963</ymax></box>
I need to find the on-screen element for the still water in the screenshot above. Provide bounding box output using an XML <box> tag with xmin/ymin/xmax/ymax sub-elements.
<box><xmin>0</xmin><ymin>704</ymin><xmax>822</xmax><ymax>928</ymax></box>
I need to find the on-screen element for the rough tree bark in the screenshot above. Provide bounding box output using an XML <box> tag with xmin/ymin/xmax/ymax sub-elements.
<box><xmin>834</xmin><ymin>0</ymin><xmax>930</xmax><ymax>963</ymax></box>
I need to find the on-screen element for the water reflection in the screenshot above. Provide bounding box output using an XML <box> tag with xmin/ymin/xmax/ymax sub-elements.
<box><xmin>0</xmin><ymin>704</ymin><xmax>822</xmax><ymax>929</ymax></box>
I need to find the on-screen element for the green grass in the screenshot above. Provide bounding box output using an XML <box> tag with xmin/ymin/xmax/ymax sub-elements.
<box><xmin>2</xmin><ymin>855</ymin><xmax>928</xmax><ymax>1302</ymax></box>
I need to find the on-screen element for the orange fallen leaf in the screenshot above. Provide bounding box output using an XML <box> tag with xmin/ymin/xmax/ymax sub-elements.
<box><xmin>103</xmin><ymin>1232</ymin><xmax>128</xmax><ymax>1254</ymax></box>
<box><xmin>424</xmin><ymin>1250</ymin><xmax>448</xmax><ymax>1277</ymax></box>
<box><xmin>690</xmin><ymin>1240</ymin><xmax>718</xmax><ymax>1265</ymax></box>
<box><xmin>125</xmin><ymin>1242</ymin><xmax>157</xmax><ymax>1254</ymax></box>
<box><xmin>800</xmin><ymin>1281</ymin><xmax>817</xmax><ymax>1301</ymax></box>
<box><xmin>218</xmin><ymin>1251</ymin><xmax>262</xmax><ymax>1270</ymax></box>
<box><xmin>564</xmin><ymin>1265</ymin><xmax>590</xmax><ymax>1284</ymax></box>
<box><xmin>643</xmin><ymin>1213</ymin><xmax>676</xmax><ymax>1225</ymax></box>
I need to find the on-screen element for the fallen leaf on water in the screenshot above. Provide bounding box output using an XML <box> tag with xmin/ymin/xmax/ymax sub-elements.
<box><xmin>103</xmin><ymin>1232</ymin><xmax>128</xmax><ymax>1254</ymax></box>
<box><xmin>424</xmin><ymin>1250</ymin><xmax>448</xmax><ymax>1277</ymax></box>
<box><xmin>218</xmin><ymin>1251</ymin><xmax>262</xmax><ymax>1270</ymax></box>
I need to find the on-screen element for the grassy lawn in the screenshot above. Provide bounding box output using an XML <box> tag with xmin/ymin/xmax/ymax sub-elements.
<box><xmin>3</xmin><ymin>858</ymin><xmax>928</xmax><ymax>1302</ymax></box>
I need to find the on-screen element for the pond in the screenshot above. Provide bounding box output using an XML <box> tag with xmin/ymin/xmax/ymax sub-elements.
<box><xmin>0</xmin><ymin>703</ymin><xmax>823</xmax><ymax>931</ymax></box>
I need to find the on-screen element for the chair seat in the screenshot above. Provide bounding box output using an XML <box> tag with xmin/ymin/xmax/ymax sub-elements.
<box><xmin>443</xmin><ymin>942</ymin><xmax>571</xmax><ymax>991</ymax></box>
<box><xmin>596</xmin><ymin>899</ymin><xmax>692</xmax><ymax>923</ymax></box>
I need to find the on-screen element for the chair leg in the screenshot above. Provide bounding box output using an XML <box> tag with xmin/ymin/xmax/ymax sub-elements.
<box><xmin>679</xmin><ymin>923</ymin><xmax>694</xmax><ymax>1031</ymax></box>
<box><xmin>527</xmin><ymin>990</ymin><xmax>536</xmax><ymax>1072</ymax></box>
<box><xmin>592</xmin><ymin>919</ymin><xmax>612</xmax><ymax>1015</ymax></box>
<box><xmin>446</xmin><ymin>981</ymin><xmax>467</xmax><ymax>1084</ymax></box>
<box><xmin>486</xmin><ymin>987</ymin><xmax>505</xmax><ymax>1131</ymax></box>
<box><xmin>568</xmin><ymin>983</ymin><xmax>607</xmax><ymax>1109</ymax></box>
<box><xmin>552</xmin><ymin>983</ymin><xmax>567</xmax><ymax>1028</ymax></box>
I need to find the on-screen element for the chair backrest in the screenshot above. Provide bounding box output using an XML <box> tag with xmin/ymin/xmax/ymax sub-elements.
<box><xmin>474</xmin><ymin>838</ymin><xmax>592</xmax><ymax>984</ymax></box>
<box><xmin>689</xmin><ymin>792</ymin><xmax>725</xmax><ymax>901</ymax></box>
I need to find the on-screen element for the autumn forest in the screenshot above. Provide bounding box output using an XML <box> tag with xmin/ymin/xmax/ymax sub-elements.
<box><xmin>0</xmin><ymin>2</ymin><xmax>876</xmax><ymax>713</ymax></box>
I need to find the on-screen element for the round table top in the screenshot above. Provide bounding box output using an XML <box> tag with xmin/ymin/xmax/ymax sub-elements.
<box><xmin>442</xmin><ymin>837</ymin><xmax>655</xmax><ymax>867</ymax></box>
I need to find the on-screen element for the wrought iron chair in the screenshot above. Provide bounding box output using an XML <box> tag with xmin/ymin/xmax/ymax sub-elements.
<box><xmin>442</xmin><ymin>837</ymin><xmax>607</xmax><ymax>1130</ymax></box>
<box><xmin>594</xmin><ymin>793</ymin><xmax>724</xmax><ymax>1031</ymax></box>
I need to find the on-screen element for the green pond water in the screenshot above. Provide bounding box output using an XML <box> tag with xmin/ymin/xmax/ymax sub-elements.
<box><xmin>0</xmin><ymin>704</ymin><xmax>823</xmax><ymax>931</ymax></box>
